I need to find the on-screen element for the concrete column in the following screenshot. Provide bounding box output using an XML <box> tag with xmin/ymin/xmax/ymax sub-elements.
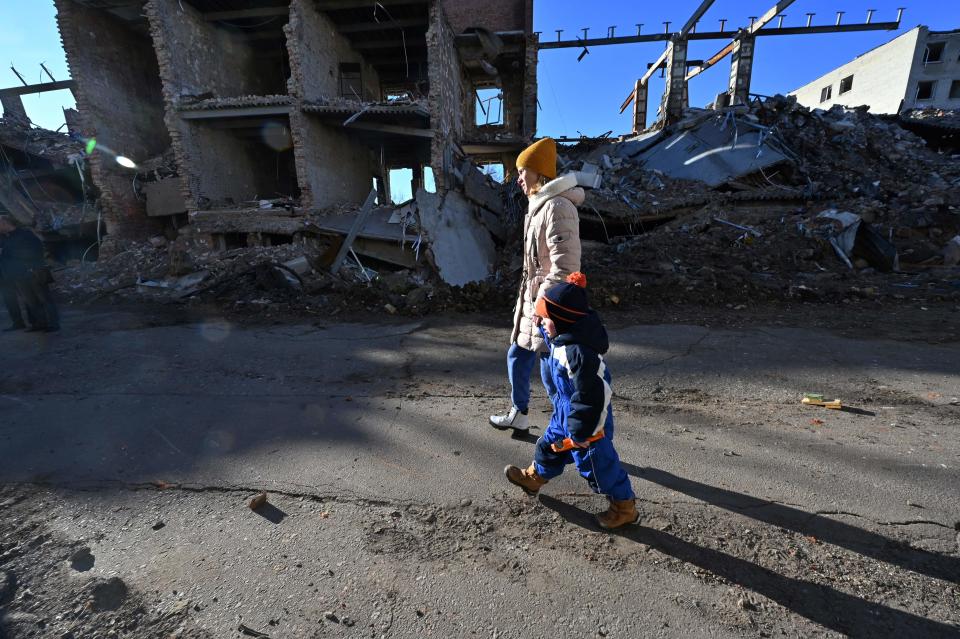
<box><xmin>728</xmin><ymin>35</ymin><xmax>755</xmax><ymax>105</ymax></box>
<box><xmin>632</xmin><ymin>79</ymin><xmax>648</xmax><ymax>133</ymax></box>
<box><xmin>660</xmin><ymin>37</ymin><xmax>689</xmax><ymax>125</ymax></box>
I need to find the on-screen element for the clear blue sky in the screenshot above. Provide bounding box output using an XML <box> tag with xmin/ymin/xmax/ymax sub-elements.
<box><xmin>535</xmin><ymin>0</ymin><xmax>960</xmax><ymax>137</ymax></box>
<box><xmin>1</xmin><ymin>1</ymin><xmax>958</xmax><ymax>136</ymax></box>
<box><xmin>0</xmin><ymin>1</ymin><xmax>74</xmax><ymax>130</ymax></box>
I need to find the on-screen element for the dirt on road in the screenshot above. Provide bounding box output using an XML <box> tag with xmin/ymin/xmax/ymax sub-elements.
<box><xmin>0</xmin><ymin>303</ymin><xmax>958</xmax><ymax>638</ymax></box>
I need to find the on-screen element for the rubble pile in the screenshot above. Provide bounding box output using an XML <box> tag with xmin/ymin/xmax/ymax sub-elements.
<box><xmin>901</xmin><ymin>107</ymin><xmax>960</xmax><ymax>129</ymax></box>
<box><xmin>570</xmin><ymin>96</ymin><xmax>960</xmax><ymax>307</ymax></box>
<box><xmin>52</xmin><ymin>235</ymin><xmax>513</xmax><ymax>319</ymax></box>
<box><xmin>43</xmin><ymin>95</ymin><xmax>960</xmax><ymax>317</ymax></box>
<box><xmin>0</xmin><ymin>115</ymin><xmax>84</xmax><ymax>162</ymax></box>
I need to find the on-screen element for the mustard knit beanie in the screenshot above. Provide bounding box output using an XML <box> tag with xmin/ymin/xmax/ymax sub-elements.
<box><xmin>516</xmin><ymin>138</ymin><xmax>557</xmax><ymax>179</ymax></box>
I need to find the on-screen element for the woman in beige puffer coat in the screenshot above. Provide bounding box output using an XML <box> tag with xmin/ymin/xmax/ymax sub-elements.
<box><xmin>489</xmin><ymin>138</ymin><xmax>583</xmax><ymax>433</ymax></box>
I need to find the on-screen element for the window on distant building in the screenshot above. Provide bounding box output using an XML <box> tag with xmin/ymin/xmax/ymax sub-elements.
<box><xmin>950</xmin><ymin>80</ymin><xmax>960</xmax><ymax>100</ymax></box>
<box><xmin>820</xmin><ymin>85</ymin><xmax>832</xmax><ymax>103</ymax></box>
<box><xmin>923</xmin><ymin>42</ymin><xmax>945</xmax><ymax>64</ymax></box>
<box><xmin>916</xmin><ymin>81</ymin><xmax>936</xmax><ymax>101</ymax></box>
<box><xmin>339</xmin><ymin>63</ymin><xmax>363</xmax><ymax>100</ymax></box>
<box><xmin>839</xmin><ymin>75</ymin><xmax>854</xmax><ymax>95</ymax></box>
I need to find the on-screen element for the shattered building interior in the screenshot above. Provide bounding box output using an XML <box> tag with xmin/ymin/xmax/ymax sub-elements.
<box><xmin>1</xmin><ymin>0</ymin><xmax>958</xmax><ymax>296</ymax></box>
<box><xmin>26</xmin><ymin>0</ymin><xmax>535</xmax><ymax>284</ymax></box>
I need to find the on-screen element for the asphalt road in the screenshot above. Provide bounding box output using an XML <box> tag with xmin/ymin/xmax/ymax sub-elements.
<box><xmin>1</xmin><ymin>307</ymin><xmax>958</xmax><ymax>638</ymax></box>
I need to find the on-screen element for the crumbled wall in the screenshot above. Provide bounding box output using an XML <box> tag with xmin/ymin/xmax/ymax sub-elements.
<box><xmin>55</xmin><ymin>0</ymin><xmax>170</xmax><ymax>244</ymax></box>
<box><xmin>287</xmin><ymin>0</ymin><xmax>380</xmax><ymax>102</ymax></box>
<box><xmin>427</xmin><ymin>3</ymin><xmax>465</xmax><ymax>193</ymax></box>
<box><xmin>146</xmin><ymin>0</ymin><xmax>285</xmax><ymax>100</ymax></box>
<box><xmin>286</xmin><ymin>0</ymin><xmax>377</xmax><ymax>209</ymax></box>
<box><xmin>176</xmin><ymin>124</ymin><xmax>266</xmax><ymax>204</ymax></box>
<box><xmin>790</xmin><ymin>27</ymin><xmax>921</xmax><ymax>114</ymax></box>
<box><xmin>522</xmin><ymin>34</ymin><xmax>538</xmax><ymax>139</ymax></box>
<box><xmin>440</xmin><ymin>0</ymin><xmax>531</xmax><ymax>35</ymax></box>
<box><xmin>288</xmin><ymin>110</ymin><xmax>373</xmax><ymax>208</ymax></box>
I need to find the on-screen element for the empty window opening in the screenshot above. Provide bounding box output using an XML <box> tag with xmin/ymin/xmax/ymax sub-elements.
<box><xmin>820</xmin><ymin>85</ymin><xmax>832</xmax><ymax>103</ymax></box>
<box><xmin>476</xmin><ymin>88</ymin><xmax>504</xmax><ymax>126</ymax></box>
<box><xmin>263</xmin><ymin>234</ymin><xmax>293</xmax><ymax>246</ymax></box>
<box><xmin>423</xmin><ymin>167</ymin><xmax>436</xmax><ymax>193</ymax></box>
<box><xmin>481</xmin><ymin>163</ymin><xmax>505</xmax><ymax>183</ymax></box>
<box><xmin>388</xmin><ymin>168</ymin><xmax>414</xmax><ymax>204</ymax></box>
<box><xmin>221</xmin><ymin>233</ymin><xmax>248</xmax><ymax>251</ymax></box>
<box><xmin>339</xmin><ymin>63</ymin><xmax>363</xmax><ymax>100</ymax></box>
<box><xmin>924</xmin><ymin>42</ymin><xmax>945</xmax><ymax>64</ymax></box>
<box><xmin>839</xmin><ymin>75</ymin><xmax>854</xmax><ymax>95</ymax></box>
<box><xmin>917</xmin><ymin>81</ymin><xmax>936</xmax><ymax>101</ymax></box>
<box><xmin>950</xmin><ymin>80</ymin><xmax>960</xmax><ymax>100</ymax></box>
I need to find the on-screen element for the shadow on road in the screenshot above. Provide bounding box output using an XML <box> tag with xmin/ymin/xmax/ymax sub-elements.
<box><xmin>623</xmin><ymin>465</ymin><xmax>960</xmax><ymax>585</ymax></box>
<box><xmin>538</xmin><ymin>494</ymin><xmax>959</xmax><ymax>638</ymax></box>
<box><xmin>252</xmin><ymin>503</ymin><xmax>286</xmax><ymax>524</ymax></box>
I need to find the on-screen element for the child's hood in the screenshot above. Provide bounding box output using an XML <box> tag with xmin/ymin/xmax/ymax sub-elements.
<box><xmin>553</xmin><ymin>310</ymin><xmax>609</xmax><ymax>355</ymax></box>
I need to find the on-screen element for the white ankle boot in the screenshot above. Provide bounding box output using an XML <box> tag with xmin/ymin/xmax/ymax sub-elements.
<box><xmin>489</xmin><ymin>406</ymin><xmax>529</xmax><ymax>432</ymax></box>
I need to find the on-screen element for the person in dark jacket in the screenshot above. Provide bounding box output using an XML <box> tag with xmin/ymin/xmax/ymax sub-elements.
<box><xmin>503</xmin><ymin>272</ymin><xmax>639</xmax><ymax>530</ymax></box>
<box><xmin>0</xmin><ymin>215</ymin><xmax>58</xmax><ymax>332</ymax></box>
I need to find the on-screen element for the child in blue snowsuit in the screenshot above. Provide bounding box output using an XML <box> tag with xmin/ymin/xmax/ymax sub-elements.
<box><xmin>503</xmin><ymin>272</ymin><xmax>639</xmax><ymax>529</ymax></box>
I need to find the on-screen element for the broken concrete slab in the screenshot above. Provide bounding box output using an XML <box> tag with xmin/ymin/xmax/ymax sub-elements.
<box><xmin>416</xmin><ymin>188</ymin><xmax>495</xmax><ymax>286</ymax></box>
<box><xmin>460</xmin><ymin>161</ymin><xmax>504</xmax><ymax>215</ymax></box>
<box><xmin>634</xmin><ymin>115</ymin><xmax>791</xmax><ymax>187</ymax></box>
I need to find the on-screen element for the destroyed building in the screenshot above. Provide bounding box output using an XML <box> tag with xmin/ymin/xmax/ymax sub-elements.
<box><xmin>50</xmin><ymin>0</ymin><xmax>536</xmax><ymax>284</ymax></box>
<box><xmin>0</xmin><ymin>113</ymin><xmax>97</xmax><ymax>260</ymax></box>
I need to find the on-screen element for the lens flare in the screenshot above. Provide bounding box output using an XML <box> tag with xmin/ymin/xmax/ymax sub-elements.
<box><xmin>116</xmin><ymin>156</ymin><xmax>137</xmax><ymax>169</ymax></box>
<box><xmin>262</xmin><ymin>122</ymin><xmax>292</xmax><ymax>152</ymax></box>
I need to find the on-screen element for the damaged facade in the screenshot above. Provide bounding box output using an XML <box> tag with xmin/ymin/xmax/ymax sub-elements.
<box><xmin>51</xmin><ymin>0</ymin><xmax>536</xmax><ymax>285</ymax></box>
<box><xmin>791</xmin><ymin>26</ymin><xmax>960</xmax><ymax>115</ymax></box>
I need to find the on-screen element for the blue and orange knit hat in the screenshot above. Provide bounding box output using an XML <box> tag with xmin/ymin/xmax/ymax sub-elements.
<box><xmin>535</xmin><ymin>272</ymin><xmax>589</xmax><ymax>331</ymax></box>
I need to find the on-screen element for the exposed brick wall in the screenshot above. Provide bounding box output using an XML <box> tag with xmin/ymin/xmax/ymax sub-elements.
<box><xmin>286</xmin><ymin>0</ymin><xmax>378</xmax><ymax>209</ymax></box>
<box><xmin>146</xmin><ymin>0</ymin><xmax>284</xmax><ymax>100</ymax></box>
<box><xmin>55</xmin><ymin>0</ymin><xmax>168</xmax><ymax>247</ymax></box>
<box><xmin>147</xmin><ymin>1</ymin><xmax>300</xmax><ymax>210</ymax></box>
<box><xmin>440</xmin><ymin>0</ymin><xmax>532</xmax><ymax>34</ymax></box>
<box><xmin>427</xmin><ymin>2</ymin><xmax>465</xmax><ymax>194</ymax></box>
<box><xmin>522</xmin><ymin>33</ymin><xmax>539</xmax><ymax>138</ymax></box>
<box><xmin>287</xmin><ymin>0</ymin><xmax>380</xmax><ymax>103</ymax></box>
<box><xmin>289</xmin><ymin>110</ymin><xmax>373</xmax><ymax>209</ymax></box>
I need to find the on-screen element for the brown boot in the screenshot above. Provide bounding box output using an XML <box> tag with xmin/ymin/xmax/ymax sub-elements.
<box><xmin>596</xmin><ymin>498</ymin><xmax>640</xmax><ymax>530</ymax></box>
<box><xmin>504</xmin><ymin>463</ymin><xmax>547</xmax><ymax>496</ymax></box>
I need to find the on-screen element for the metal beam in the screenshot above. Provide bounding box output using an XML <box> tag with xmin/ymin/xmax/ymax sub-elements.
<box><xmin>619</xmin><ymin>46</ymin><xmax>670</xmax><ymax>113</ymax></box>
<box><xmin>353</xmin><ymin>39</ymin><xmax>427</xmax><ymax>50</ymax></box>
<box><xmin>685</xmin><ymin>21</ymin><xmax>899</xmax><ymax>80</ymax></box>
<box><xmin>329</xmin><ymin>189</ymin><xmax>378</xmax><ymax>274</ymax></box>
<box><xmin>539</xmin><ymin>21</ymin><xmax>898</xmax><ymax>50</ymax></box>
<box><xmin>345</xmin><ymin>121</ymin><xmax>434</xmax><ymax>138</ymax></box>
<box><xmin>0</xmin><ymin>79</ymin><xmax>74</xmax><ymax>97</ymax></box>
<box><xmin>338</xmin><ymin>17</ymin><xmax>427</xmax><ymax>33</ymax></box>
<box><xmin>686</xmin><ymin>0</ymin><xmax>797</xmax><ymax>80</ymax></box>
<box><xmin>180</xmin><ymin>105</ymin><xmax>292</xmax><ymax>120</ymax></box>
<box><xmin>203</xmin><ymin>7</ymin><xmax>288</xmax><ymax>21</ymax></box>
<box><xmin>680</xmin><ymin>0</ymin><xmax>716</xmax><ymax>36</ymax></box>
<box><xmin>315</xmin><ymin>0</ymin><xmax>428</xmax><ymax>10</ymax></box>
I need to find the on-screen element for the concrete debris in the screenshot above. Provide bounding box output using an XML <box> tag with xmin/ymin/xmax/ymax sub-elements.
<box><xmin>416</xmin><ymin>189</ymin><xmax>497</xmax><ymax>287</ymax></box>
<box><xmin>0</xmin><ymin>115</ymin><xmax>97</xmax><ymax>248</ymax></box>
<box><xmin>632</xmin><ymin>113</ymin><xmax>793</xmax><ymax>187</ymax></box>
<box><xmin>248</xmin><ymin>492</ymin><xmax>268</xmax><ymax>510</ymax></box>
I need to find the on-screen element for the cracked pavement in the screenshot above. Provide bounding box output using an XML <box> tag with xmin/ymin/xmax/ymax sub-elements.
<box><xmin>0</xmin><ymin>307</ymin><xmax>958</xmax><ymax>638</ymax></box>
